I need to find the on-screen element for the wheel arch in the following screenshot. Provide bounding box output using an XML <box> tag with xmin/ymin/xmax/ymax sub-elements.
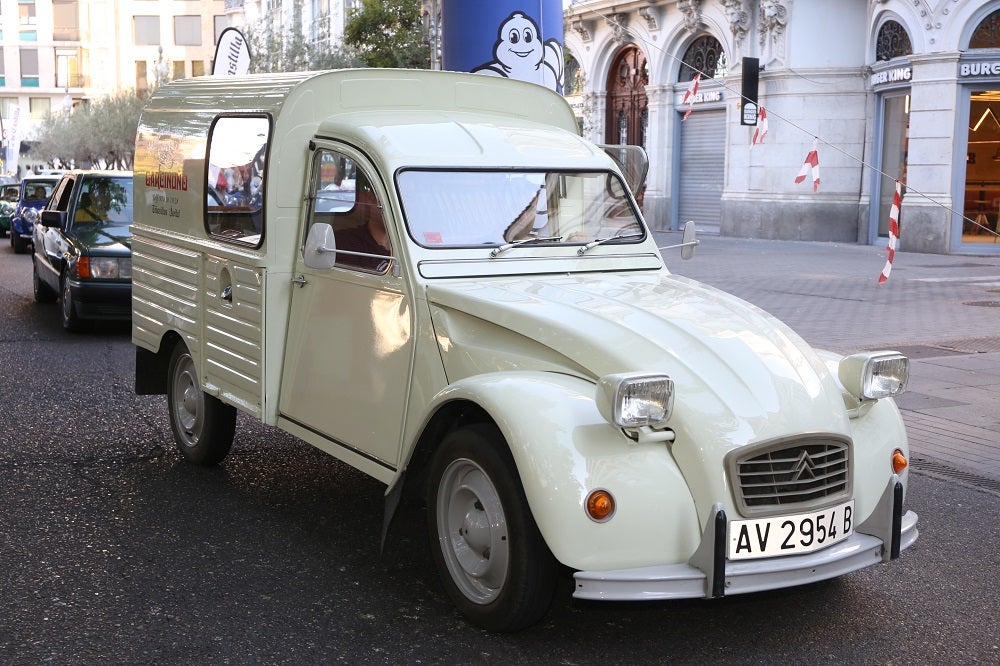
<box><xmin>394</xmin><ymin>371</ymin><xmax>701</xmax><ymax>571</ymax></box>
<box><xmin>135</xmin><ymin>330</ymin><xmax>185</xmax><ymax>395</ymax></box>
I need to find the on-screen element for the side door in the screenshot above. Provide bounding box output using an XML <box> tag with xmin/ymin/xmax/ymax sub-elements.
<box><xmin>278</xmin><ymin>144</ymin><xmax>414</xmax><ymax>474</ymax></box>
<box><xmin>35</xmin><ymin>176</ymin><xmax>76</xmax><ymax>287</ymax></box>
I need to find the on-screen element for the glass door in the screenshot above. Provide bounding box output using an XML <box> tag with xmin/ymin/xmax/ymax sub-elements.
<box><xmin>875</xmin><ymin>93</ymin><xmax>909</xmax><ymax>239</ymax></box>
<box><xmin>962</xmin><ymin>90</ymin><xmax>1000</xmax><ymax>245</ymax></box>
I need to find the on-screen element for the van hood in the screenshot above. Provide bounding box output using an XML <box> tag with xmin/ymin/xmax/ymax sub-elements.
<box><xmin>426</xmin><ymin>271</ymin><xmax>850</xmax><ymax>450</ymax></box>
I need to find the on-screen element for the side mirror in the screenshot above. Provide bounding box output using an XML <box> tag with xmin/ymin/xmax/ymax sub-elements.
<box><xmin>303</xmin><ymin>222</ymin><xmax>337</xmax><ymax>269</ymax></box>
<box><xmin>680</xmin><ymin>220</ymin><xmax>698</xmax><ymax>260</ymax></box>
<box><xmin>40</xmin><ymin>210</ymin><xmax>65</xmax><ymax>229</ymax></box>
<box><xmin>658</xmin><ymin>220</ymin><xmax>699</xmax><ymax>260</ymax></box>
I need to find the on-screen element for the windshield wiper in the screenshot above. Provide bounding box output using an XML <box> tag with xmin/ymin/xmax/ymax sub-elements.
<box><xmin>489</xmin><ymin>235</ymin><xmax>563</xmax><ymax>258</ymax></box>
<box><xmin>577</xmin><ymin>230</ymin><xmax>644</xmax><ymax>255</ymax></box>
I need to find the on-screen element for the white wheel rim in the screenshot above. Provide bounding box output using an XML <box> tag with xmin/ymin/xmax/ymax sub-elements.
<box><xmin>436</xmin><ymin>457</ymin><xmax>510</xmax><ymax>605</ymax></box>
<box><xmin>171</xmin><ymin>353</ymin><xmax>203</xmax><ymax>447</ymax></box>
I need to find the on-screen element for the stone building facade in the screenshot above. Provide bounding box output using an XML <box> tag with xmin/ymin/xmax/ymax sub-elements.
<box><xmin>564</xmin><ymin>0</ymin><xmax>1000</xmax><ymax>255</ymax></box>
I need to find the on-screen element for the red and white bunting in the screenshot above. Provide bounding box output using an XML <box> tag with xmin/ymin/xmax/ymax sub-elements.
<box><xmin>878</xmin><ymin>180</ymin><xmax>902</xmax><ymax>285</ymax></box>
<box><xmin>751</xmin><ymin>107</ymin><xmax>768</xmax><ymax>146</ymax></box>
<box><xmin>794</xmin><ymin>139</ymin><xmax>820</xmax><ymax>192</ymax></box>
<box><xmin>681</xmin><ymin>73</ymin><xmax>700</xmax><ymax>121</ymax></box>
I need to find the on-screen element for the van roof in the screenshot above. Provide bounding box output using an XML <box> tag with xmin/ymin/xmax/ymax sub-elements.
<box><xmin>145</xmin><ymin>69</ymin><xmax>579</xmax><ymax>134</ymax></box>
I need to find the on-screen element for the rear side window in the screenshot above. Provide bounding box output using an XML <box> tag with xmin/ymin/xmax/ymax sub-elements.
<box><xmin>205</xmin><ymin>115</ymin><xmax>269</xmax><ymax>246</ymax></box>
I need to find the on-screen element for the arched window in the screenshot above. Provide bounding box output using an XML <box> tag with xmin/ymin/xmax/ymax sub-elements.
<box><xmin>970</xmin><ymin>9</ymin><xmax>1000</xmax><ymax>48</ymax></box>
<box><xmin>875</xmin><ymin>20</ymin><xmax>912</xmax><ymax>61</ymax></box>
<box><xmin>564</xmin><ymin>53</ymin><xmax>584</xmax><ymax>96</ymax></box>
<box><xmin>678</xmin><ymin>35</ymin><xmax>727</xmax><ymax>82</ymax></box>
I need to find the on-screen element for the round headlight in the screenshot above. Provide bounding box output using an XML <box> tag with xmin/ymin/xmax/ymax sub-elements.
<box><xmin>23</xmin><ymin>208</ymin><xmax>39</xmax><ymax>223</ymax></box>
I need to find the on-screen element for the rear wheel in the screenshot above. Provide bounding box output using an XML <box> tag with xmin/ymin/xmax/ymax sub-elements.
<box><xmin>427</xmin><ymin>423</ymin><xmax>557</xmax><ymax>632</ymax></box>
<box><xmin>167</xmin><ymin>343</ymin><xmax>236</xmax><ymax>465</ymax></box>
<box><xmin>32</xmin><ymin>259</ymin><xmax>57</xmax><ymax>303</ymax></box>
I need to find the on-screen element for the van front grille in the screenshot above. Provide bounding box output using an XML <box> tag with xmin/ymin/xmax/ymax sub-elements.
<box><xmin>729</xmin><ymin>437</ymin><xmax>851</xmax><ymax>517</ymax></box>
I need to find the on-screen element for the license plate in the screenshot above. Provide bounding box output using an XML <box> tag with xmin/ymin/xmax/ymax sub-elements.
<box><xmin>728</xmin><ymin>500</ymin><xmax>855</xmax><ymax>560</ymax></box>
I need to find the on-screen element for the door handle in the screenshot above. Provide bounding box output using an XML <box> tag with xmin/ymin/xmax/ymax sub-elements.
<box><xmin>291</xmin><ymin>275</ymin><xmax>308</xmax><ymax>287</ymax></box>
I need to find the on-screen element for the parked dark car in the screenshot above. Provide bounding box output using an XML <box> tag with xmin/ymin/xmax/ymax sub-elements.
<box><xmin>32</xmin><ymin>171</ymin><xmax>133</xmax><ymax>331</ymax></box>
<box><xmin>0</xmin><ymin>183</ymin><xmax>20</xmax><ymax>237</ymax></box>
<box><xmin>10</xmin><ymin>175</ymin><xmax>60</xmax><ymax>253</ymax></box>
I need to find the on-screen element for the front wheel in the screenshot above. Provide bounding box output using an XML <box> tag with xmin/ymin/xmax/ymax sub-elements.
<box><xmin>60</xmin><ymin>274</ymin><xmax>85</xmax><ymax>332</ymax></box>
<box><xmin>167</xmin><ymin>344</ymin><xmax>236</xmax><ymax>465</ymax></box>
<box><xmin>427</xmin><ymin>424</ymin><xmax>557</xmax><ymax>632</ymax></box>
<box><xmin>11</xmin><ymin>231</ymin><xmax>28</xmax><ymax>254</ymax></box>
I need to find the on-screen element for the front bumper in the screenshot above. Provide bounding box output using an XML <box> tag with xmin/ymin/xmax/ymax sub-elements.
<box><xmin>574</xmin><ymin>476</ymin><xmax>918</xmax><ymax>601</ymax></box>
<box><xmin>67</xmin><ymin>279</ymin><xmax>132</xmax><ymax>321</ymax></box>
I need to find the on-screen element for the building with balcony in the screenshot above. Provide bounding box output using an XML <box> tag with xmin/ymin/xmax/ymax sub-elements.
<box><xmin>1</xmin><ymin>0</ymin><xmax>228</xmax><ymax>176</ymax></box>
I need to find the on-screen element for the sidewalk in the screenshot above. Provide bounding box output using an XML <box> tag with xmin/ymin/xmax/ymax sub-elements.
<box><xmin>653</xmin><ymin>231</ymin><xmax>1000</xmax><ymax>488</ymax></box>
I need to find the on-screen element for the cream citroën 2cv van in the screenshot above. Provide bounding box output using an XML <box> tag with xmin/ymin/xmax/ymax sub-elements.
<box><xmin>131</xmin><ymin>69</ymin><xmax>918</xmax><ymax>632</ymax></box>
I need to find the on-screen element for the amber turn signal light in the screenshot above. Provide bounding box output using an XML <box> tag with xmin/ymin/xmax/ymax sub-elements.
<box><xmin>891</xmin><ymin>449</ymin><xmax>908</xmax><ymax>474</ymax></box>
<box><xmin>586</xmin><ymin>489</ymin><xmax>616</xmax><ymax>522</ymax></box>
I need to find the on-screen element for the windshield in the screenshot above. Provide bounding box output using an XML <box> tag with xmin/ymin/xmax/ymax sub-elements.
<box><xmin>23</xmin><ymin>181</ymin><xmax>57</xmax><ymax>203</ymax></box>
<box><xmin>396</xmin><ymin>170</ymin><xmax>645</xmax><ymax>249</ymax></box>
<box><xmin>75</xmin><ymin>177</ymin><xmax>134</xmax><ymax>226</ymax></box>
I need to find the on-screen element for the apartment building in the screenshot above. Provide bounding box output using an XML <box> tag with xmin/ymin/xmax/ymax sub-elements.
<box><xmin>1</xmin><ymin>0</ymin><xmax>228</xmax><ymax>174</ymax></box>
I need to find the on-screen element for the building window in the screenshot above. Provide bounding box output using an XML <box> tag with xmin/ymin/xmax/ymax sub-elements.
<box><xmin>0</xmin><ymin>51</ymin><xmax>5</xmax><ymax>87</ymax></box>
<box><xmin>19</xmin><ymin>1</ymin><xmax>37</xmax><ymax>27</ymax></box>
<box><xmin>134</xmin><ymin>16</ymin><xmax>160</xmax><ymax>46</ymax></box>
<box><xmin>53</xmin><ymin>0</ymin><xmax>80</xmax><ymax>41</ymax></box>
<box><xmin>678</xmin><ymin>35</ymin><xmax>727</xmax><ymax>82</ymax></box>
<box><xmin>29</xmin><ymin>97</ymin><xmax>50</xmax><ymax>119</ymax></box>
<box><xmin>192</xmin><ymin>60</ymin><xmax>205</xmax><ymax>77</ymax></box>
<box><xmin>174</xmin><ymin>16</ymin><xmax>201</xmax><ymax>46</ymax></box>
<box><xmin>875</xmin><ymin>21</ymin><xmax>912</xmax><ymax>61</ymax></box>
<box><xmin>173</xmin><ymin>61</ymin><xmax>185</xmax><ymax>80</ymax></box>
<box><xmin>214</xmin><ymin>16</ymin><xmax>229</xmax><ymax>45</ymax></box>
<box><xmin>1</xmin><ymin>98</ymin><xmax>18</xmax><ymax>119</ymax></box>
<box><xmin>55</xmin><ymin>48</ymin><xmax>80</xmax><ymax>88</ymax></box>
<box><xmin>20</xmin><ymin>49</ymin><xmax>39</xmax><ymax>87</ymax></box>
<box><xmin>970</xmin><ymin>9</ymin><xmax>1000</xmax><ymax>48</ymax></box>
<box><xmin>136</xmin><ymin>61</ymin><xmax>148</xmax><ymax>93</ymax></box>
<box><xmin>20</xmin><ymin>31</ymin><xmax>38</xmax><ymax>41</ymax></box>
<box><xmin>564</xmin><ymin>54</ymin><xmax>583</xmax><ymax>96</ymax></box>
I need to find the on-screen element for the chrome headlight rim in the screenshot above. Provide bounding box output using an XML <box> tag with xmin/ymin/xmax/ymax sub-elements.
<box><xmin>838</xmin><ymin>351</ymin><xmax>909</xmax><ymax>401</ymax></box>
<box><xmin>595</xmin><ymin>371</ymin><xmax>675</xmax><ymax>429</ymax></box>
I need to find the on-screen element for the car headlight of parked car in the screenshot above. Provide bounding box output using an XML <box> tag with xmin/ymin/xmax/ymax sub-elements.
<box><xmin>838</xmin><ymin>351</ymin><xmax>908</xmax><ymax>400</ymax></box>
<box><xmin>596</xmin><ymin>372</ymin><xmax>674</xmax><ymax>429</ymax></box>
<box><xmin>76</xmin><ymin>256</ymin><xmax>132</xmax><ymax>279</ymax></box>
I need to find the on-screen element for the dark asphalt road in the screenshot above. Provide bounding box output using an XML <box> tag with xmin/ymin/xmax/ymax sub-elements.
<box><xmin>0</xmin><ymin>243</ymin><xmax>997</xmax><ymax>664</ymax></box>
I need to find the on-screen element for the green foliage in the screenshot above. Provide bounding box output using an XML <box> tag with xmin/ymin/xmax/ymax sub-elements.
<box><xmin>245</xmin><ymin>20</ymin><xmax>363</xmax><ymax>73</ymax></box>
<box><xmin>30</xmin><ymin>90</ymin><xmax>144</xmax><ymax>170</ymax></box>
<box><xmin>343</xmin><ymin>0</ymin><xmax>429</xmax><ymax>69</ymax></box>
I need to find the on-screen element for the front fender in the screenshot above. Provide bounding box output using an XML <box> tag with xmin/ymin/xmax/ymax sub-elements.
<box><xmin>418</xmin><ymin>371</ymin><xmax>702</xmax><ymax>571</ymax></box>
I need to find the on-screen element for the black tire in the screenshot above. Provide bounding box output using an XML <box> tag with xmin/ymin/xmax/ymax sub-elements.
<box><xmin>427</xmin><ymin>423</ymin><xmax>557</xmax><ymax>632</ymax></box>
<box><xmin>60</xmin><ymin>273</ymin><xmax>86</xmax><ymax>332</ymax></box>
<box><xmin>32</xmin><ymin>259</ymin><xmax>57</xmax><ymax>303</ymax></box>
<box><xmin>11</xmin><ymin>231</ymin><xmax>28</xmax><ymax>254</ymax></box>
<box><xmin>167</xmin><ymin>343</ymin><xmax>236</xmax><ymax>465</ymax></box>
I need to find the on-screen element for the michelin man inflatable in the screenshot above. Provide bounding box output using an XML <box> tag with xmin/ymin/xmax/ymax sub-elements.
<box><xmin>472</xmin><ymin>11</ymin><xmax>564</xmax><ymax>93</ymax></box>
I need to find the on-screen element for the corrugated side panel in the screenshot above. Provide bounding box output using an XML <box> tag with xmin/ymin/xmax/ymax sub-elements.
<box><xmin>131</xmin><ymin>235</ymin><xmax>201</xmax><ymax>353</ymax></box>
<box><xmin>202</xmin><ymin>256</ymin><xmax>265</xmax><ymax>418</ymax></box>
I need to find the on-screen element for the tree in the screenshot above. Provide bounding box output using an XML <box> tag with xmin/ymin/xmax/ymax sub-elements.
<box><xmin>30</xmin><ymin>90</ymin><xmax>144</xmax><ymax>170</ymax></box>
<box><xmin>245</xmin><ymin>20</ymin><xmax>362</xmax><ymax>74</ymax></box>
<box><xmin>343</xmin><ymin>0</ymin><xmax>429</xmax><ymax>69</ymax></box>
